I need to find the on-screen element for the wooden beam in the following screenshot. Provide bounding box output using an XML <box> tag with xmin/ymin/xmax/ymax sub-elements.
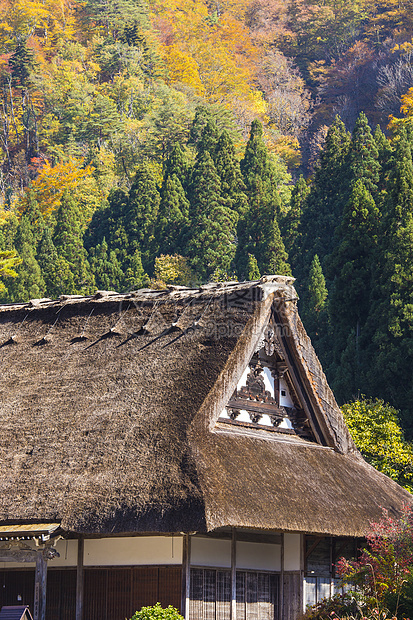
<box><xmin>181</xmin><ymin>534</ymin><xmax>191</xmax><ymax>619</ymax></box>
<box><xmin>280</xmin><ymin>533</ymin><xmax>284</xmax><ymax>620</ymax></box>
<box><xmin>34</xmin><ymin>551</ymin><xmax>47</xmax><ymax>620</ymax></box>
<box><xmin>0</xmin><ymin>550</ymin><xmax>38</xmax><ymax>563</ymax></box>
<box><xmin>305</xmin><ymin>536</ymin><xmax>323</xmax><ymax>560</ymax></box>
<box><xmin>230</xmin><ymin>528</ymin><xmax>236</xmax><ymax>620</ymax></box>
<box><xmin>300</xmin><ymin>534</ymin><xmax>305</xmax><ymax>617</ymax></box>
<box><xmin>76</xmin><ymin>536</ymin><xmax>84</xmax><ymax>620</ymax></box>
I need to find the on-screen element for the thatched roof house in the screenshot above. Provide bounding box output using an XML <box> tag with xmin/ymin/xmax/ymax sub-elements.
<box><xmin>0</xmin><ymin>276</ymin><xmax>410</xmax><ymax>620</ymax></box>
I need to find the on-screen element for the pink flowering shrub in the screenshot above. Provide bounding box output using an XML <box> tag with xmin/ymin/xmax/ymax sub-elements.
<box><xmin>337</xmin><ymin>506</ymin><xmax>413</xmax><ymax>607</ymax></box>
<box><xmin>303</xmin><ymin>506</ymin><xmax>413</xmax><ymax>620</ymax></box>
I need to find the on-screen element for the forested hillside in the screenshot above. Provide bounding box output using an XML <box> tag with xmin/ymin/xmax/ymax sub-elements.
<box><xmin>2</xmin><ymin>0</ymin><xmax>413</xmax><ymax>440</ymax></box>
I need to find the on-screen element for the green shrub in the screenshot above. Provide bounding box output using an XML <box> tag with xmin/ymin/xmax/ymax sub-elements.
<box><xmin>130</xmin><ymin>603</ymin><xmax>184</xmax><ymax>620</ymax></box>
<box><xmin>384</xmin><ymin>571</ymin><xmax>413</xmax><ymax>618</ymax></box>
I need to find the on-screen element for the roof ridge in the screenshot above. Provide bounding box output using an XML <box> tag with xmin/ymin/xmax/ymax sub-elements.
<box><xmin>0</xmin><ymin>276</ymin><xmax>296</xmax><ymax>313</ymax></box>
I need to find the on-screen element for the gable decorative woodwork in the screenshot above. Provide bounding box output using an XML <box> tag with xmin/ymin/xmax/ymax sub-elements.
<box><xmin>219</xmin><ymin>319</ymin><xmax>316</xmax><ymax>442</ymax></box>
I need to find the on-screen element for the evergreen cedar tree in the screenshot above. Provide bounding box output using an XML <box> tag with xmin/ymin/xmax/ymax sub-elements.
<box><xmin>284</xmin><ymin>114</ymin><xmax>413</xmax><ymax>440</ymax></box>
<box><xmin>1</xmin><ymin>114</ymin><xmax>289</xmax><ymax>295</ymax></box>
<box><xmin>237</xmin><ymin>119</ymin><xmax>291</xmax><ymax>278</ymax></box>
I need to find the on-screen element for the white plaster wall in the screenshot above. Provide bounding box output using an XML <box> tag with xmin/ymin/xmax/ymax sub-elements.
<box><xmin>1</xmin><ymin>561</ymin><xmax>36</xmax><ymax>569</ymax></box>
<box><xmin>283</xmin><ymin>533</ymin><xmax>301</xmax><ymax>571</ymax></box>
<box><xmin>49</xmin><ymin>539</ymin><xmax>78</xmax><ymax>567</ymax></box>
<box><xmin>236</xmin><ymin>541</ymin><xmax>281</xmax><ymax>571</ymax></box>
<box><xmin>2</xmin><ymin>535</ymin><xmax>291</xmax><ymax>572</ymax></box>
<box><xmin>84</xmin><ymin>536</ymin><xmax>182</xmax><ymax>566</ymax></box>
<box><xmin>191</xmin><ymin>537</ymin><xmax>231</xmax><ymax>568</ymax></box>
<box><xmin>279</xmin><ymin>377</ymin><xmax>294</xmax><ymax>408</ymax></box>
<box><xmin>1</xmin><ymin>536</ymin><xmax>182</xmax><ymax>569</ymax></box>
<box><xmin>191</xmin><ymin>538</ymin><xmax>281</xmax><ymax>571</ymax></box>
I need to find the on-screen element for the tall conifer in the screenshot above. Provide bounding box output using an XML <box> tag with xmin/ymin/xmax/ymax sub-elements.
<box><xmin>237</xmin><ymin>121</ymin><xmax>291</xmax><ymax>278</ymax></box>
<box><xmin>214</xmin><ymin>130</ymin><xmax>247</xmax><ymax>216</ymax></box>
<box><xmin>282</xmin><ymin>175</ymin><xmax>309</xmax><ymax>270</ymax></box>
<box><xmin>88</xmin><ymin>238</ymin><xmax>124</xmax><ymax>292</ymax></box>
<box><xmin>345</xmin><ymin>112</ymin><xmax>380</xmax><ymax>198</ymax></box>
<box><xmin>196</xmin><ymin>119</ymin><xmax>219</xmax><ymax>157</ymax></box>
<box><xmin>246</xmin><ymin>254</ymin><xmax>260</xmax><ymax>280</ymax></box>
<box><xmin>186</xmin><ymin>151</ymin><xmax>238</xmax><ymax>281</ymax></box>
<box><xmin>298</xmin><ymin>116</ymin><xmax>351</xmax><ymax>281</ymax></box>
<box><xmin>7</xmin><ymin>217</ymin><xmax>45</xmax><ymax>302</ymax></box>
<box><xmin>328</xmin><ymin>180</ymin><xmax>380</xmax><ymax>400</ymax></box>
<box><xmin>155</xmin><ymin>174</ymin><xmax>189</xmax><ymax>257</ymax></box>
<box><xmin>21</xmin><ymin>192</ymin><xmax>45</xmax><ymax>248</ymax></box>
<box><xmin>308</xmin><ymin>254</ymin><xmax>328</xmax><ymax>313</ymax></box>
<box><xmin>53</xmin><ymin>192</ymin><xmax>95</xmax><ymax>295</ymax></box>
<box><xmin>37</xmin><ymin>226</ymin><xmax>75</xmax><ymax>298</ymax></box>
<box><xmin>365</xmin><ymin>126</ymin><xmax>413</xmax><ymax>434</ymax></box>
<box><xmin>163</xmin><ymin>143</ymin><xmax>190</xmax><ymax>187</ymax></box>
<box><xmin>126</xmin><ymin>162</ymin><xmax>161</xmax><ymax>272</ymax></box>
<box><xmin>124</xmin><ymin>247</ymin><xmax>149</xmax><ymax>290</ymax></box>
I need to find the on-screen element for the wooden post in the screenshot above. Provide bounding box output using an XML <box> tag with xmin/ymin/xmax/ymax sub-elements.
<box><xmin>329</xmin><ymin>536</ymin><xmax>333</xmax><ymax>599</ymax></box>
<box><xmin>300</xmin><ymin>534</ymin><xmax>306</xmax><ymax>617</ymax></box>
<box><xmin>34</xmin><ymin>551</ymin><xmax>47</xmax><ymax>620</ymax></box>
<box><xmin>76</xmin><ymin>536</ymin><xmax>84</xmax><ymax>620</ymax></box>
<box><xmin>230</xmin><ymin>528</ymin><xmax>237</xmax><ymax>620</ymax></box>
<box><xmin>280</xmin><ymin>533</ymin><xmax>284</xmax><ymax>620</ymax></box>
<box><xmin>181</xmin><ymin>534</ymin><xmax>191</xmax><ymax>619</ymax></box>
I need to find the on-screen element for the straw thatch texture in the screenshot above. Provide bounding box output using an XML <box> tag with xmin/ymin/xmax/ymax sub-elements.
<box><xmin>194</xmin><ymin>428</ymin><xmax>411</xmax><ymax>537</ymax></box>
<box><xmin>0</xmin><ymin>279</ymin><xmax>410</xmax><ymax>537</ymax></box>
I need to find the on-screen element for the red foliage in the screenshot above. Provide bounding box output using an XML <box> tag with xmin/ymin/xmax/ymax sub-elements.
<box><xmin>337</xmin><ymin>506</ymin><xmax>413</xmax><ymax>601</ymax></box>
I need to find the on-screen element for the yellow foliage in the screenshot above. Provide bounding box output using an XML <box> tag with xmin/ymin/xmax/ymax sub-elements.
<box><xmin>342</xmin><ymin>398</ymin><xmax>413</xmax><ymax>493</ymax></box>
<box><xmin>400</xmin><ymin>86</ymin><xmax>413</xmax><ymax>118</ymax></box>
<box><xmin>388</xmin><ymin>86</ymin><xmax>413</xmax><ymax>131</ymax></box>
<box><xmin>152</xmin><ymin>254</ymin><xmax>194</xmax><ymax>286</ymax></box>
<box><xmin>18</xmin><ymin>157</ymin><xmax>95</xmax><ymax>217</ymax></box>
<box><xmin>0</xmin><ymin>0</ymin><xmax>76</xmax><ymax>52</ymax></box>
<box><xmin>153</xmin><ymin>0</ymin><xmax>260</xmax><ymax>114</ymax></box>
<box><xmin>0</xmin><ymin>249</ymin><xmax>21</xmax><ymax>293</ymax></box>
<box><xmin>164</xmin><ymin>45</ymin><xmax>204</xmax><ymax>95</ymax></box>
<box><xmin>269</xmin><ymin>135</ymin><xmax>301</xmax><ymax>169</ymax></box>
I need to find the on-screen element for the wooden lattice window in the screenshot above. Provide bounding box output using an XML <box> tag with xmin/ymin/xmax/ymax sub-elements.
<box><xmin>189</xmin><ymin>568</ymin><xmax>278</xmax><ymax>620</ymax></box>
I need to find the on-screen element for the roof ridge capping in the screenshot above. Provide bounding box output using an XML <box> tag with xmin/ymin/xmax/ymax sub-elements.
<box><xmin>0</xmin><ymin>275</ymin><xmax>297</xmax><ymax>312</ymax></box>
<box><xmin>256</xmin><ymin>275</ymin><xmax>296</xmax><ymax>301</ymax></box>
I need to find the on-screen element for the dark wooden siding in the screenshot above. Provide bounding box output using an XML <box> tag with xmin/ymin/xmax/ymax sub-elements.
<box><xmin>305</xmin><ymin>536</ymin><xmax>359</xmax><ymax>578</ymax></box>
<box><xmin>0</xmin><ymin>566</ymin><xmax>181</xmax><ymax>620</ymax></box>
<box><xmin>282</xmin><ymin>572</ymin><xmax>301</xmax><ymax>620</ymax></box>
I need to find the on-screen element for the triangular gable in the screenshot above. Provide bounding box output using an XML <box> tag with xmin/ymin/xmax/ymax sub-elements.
<box><xmin>217</xmin><ymin>314</ymin><xmax>318</xmax><ymax>443</ymax></box>
<box><xmin>202</xmin><ymin>283</ymin><xmax>356</xmax><ymax>453</ymax></box>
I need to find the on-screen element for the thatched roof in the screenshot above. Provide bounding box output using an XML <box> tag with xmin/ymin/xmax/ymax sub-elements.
<box><xmin>0</xmin><ymin>277</ymin><xmax>410</xmax><ymax>538</ymax></box>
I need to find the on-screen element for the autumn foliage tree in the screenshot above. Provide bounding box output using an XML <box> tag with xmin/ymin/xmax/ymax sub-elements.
<box><xmin>336</xmin><ymin>506</ymin><xmax>413</xmax><ymax>618</ymax></box>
